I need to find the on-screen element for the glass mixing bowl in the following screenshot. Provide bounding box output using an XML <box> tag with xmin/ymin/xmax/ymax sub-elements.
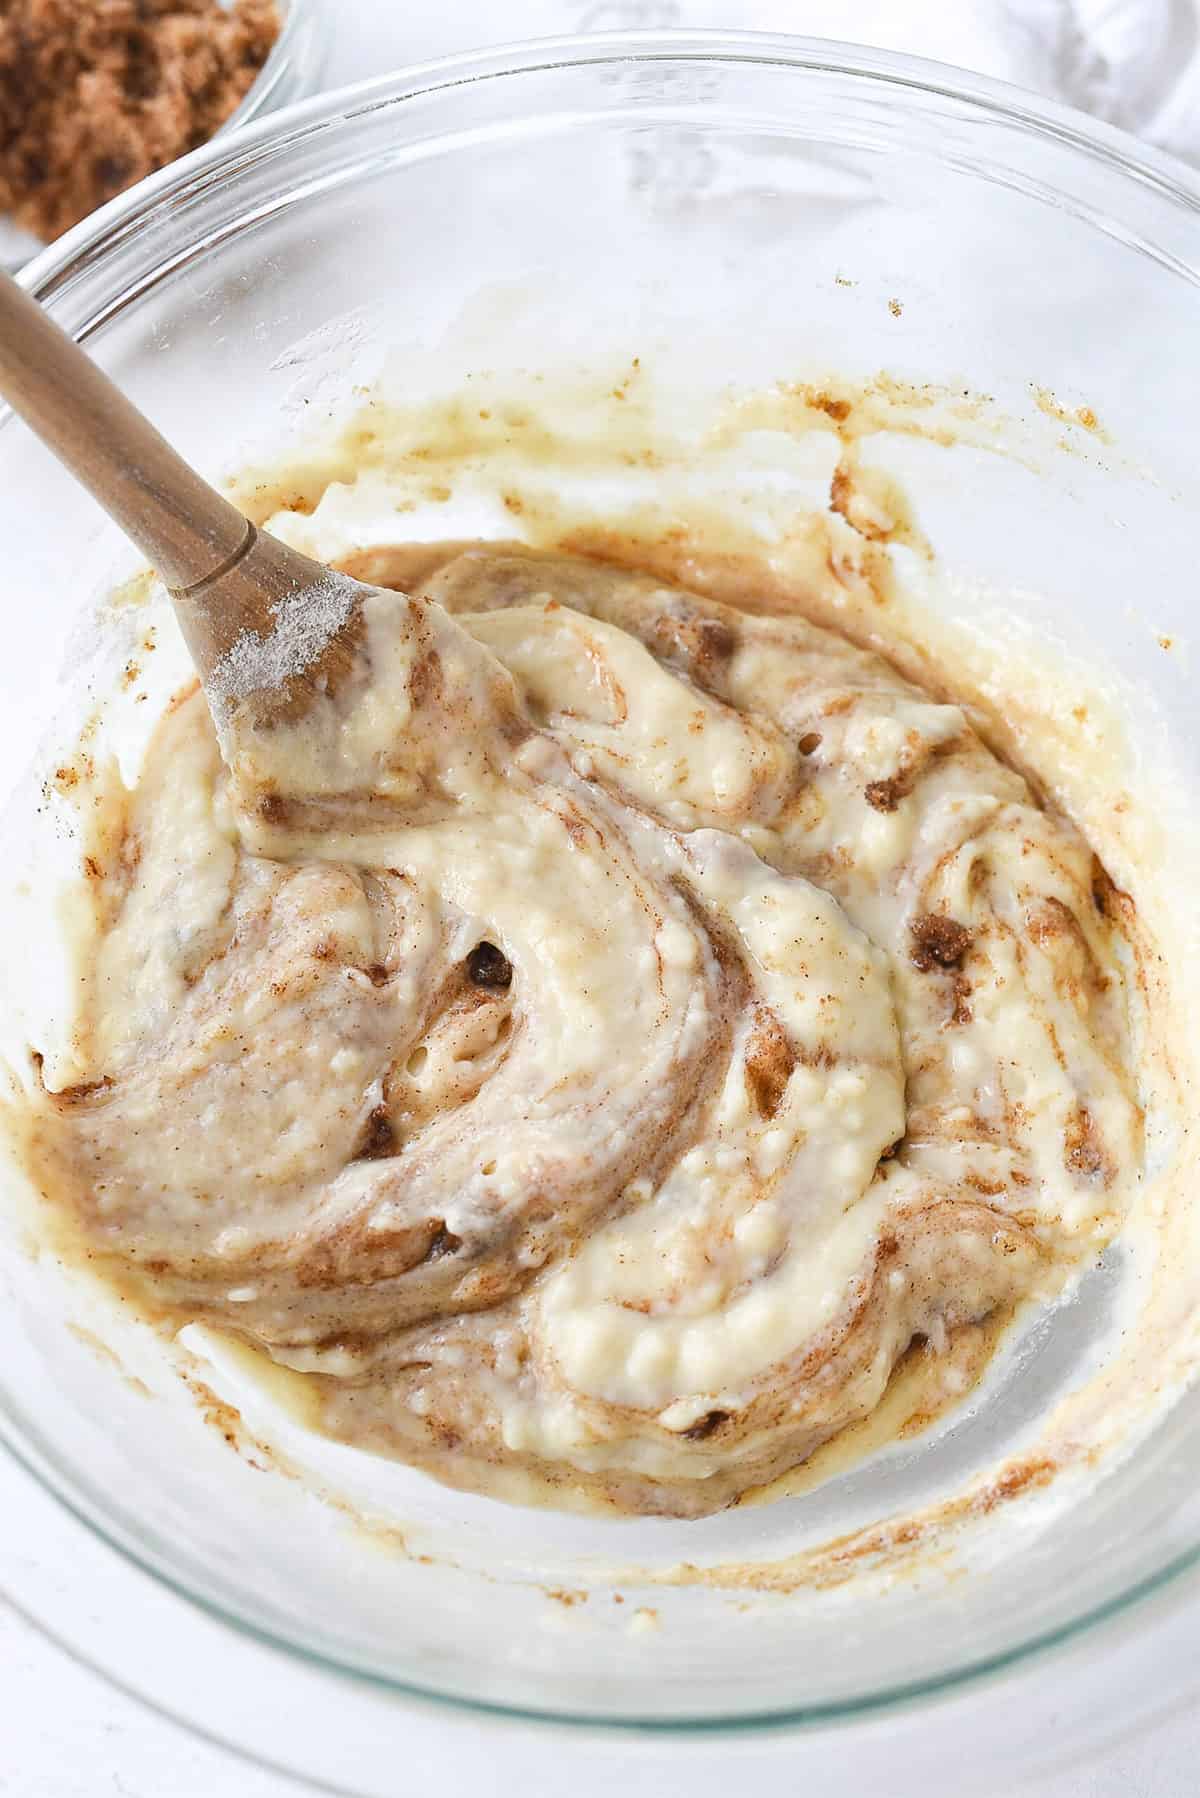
<box><xmin>2</xmin><ymin>29</ymin><xmax>1200</xmax><ymax>1774</ymax></box>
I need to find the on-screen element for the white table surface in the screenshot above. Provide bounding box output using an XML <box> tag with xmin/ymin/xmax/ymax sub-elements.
<box><xmin>6</xmin><ymin>4</ymin><xmax>1200</xmax><ymax>1794</ymax></box>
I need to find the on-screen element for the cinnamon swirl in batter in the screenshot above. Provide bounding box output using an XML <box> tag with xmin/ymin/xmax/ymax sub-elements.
<box><xmin>17</xmin><ymin>544</ymin><xmax>1144</xmax><ymax>1516</ymax></box>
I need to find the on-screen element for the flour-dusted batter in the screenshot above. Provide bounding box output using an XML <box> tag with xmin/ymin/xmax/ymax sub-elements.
<box><xmin>18</xmin><ymin>544</ymin><xmax>1143</xmax><ymax>1516</ymax></box>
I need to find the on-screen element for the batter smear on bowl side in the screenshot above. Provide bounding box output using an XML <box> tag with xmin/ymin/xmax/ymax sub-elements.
<box><xmin>16</xmin><ymin>540</ymin><xmax>1143</xmax><ymax>1518</ymax></box>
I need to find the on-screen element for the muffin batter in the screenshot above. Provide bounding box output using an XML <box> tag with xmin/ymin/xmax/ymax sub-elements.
<box><xmin>19</xmin><ymin>544</ymin><xmax>1144</xmax><ymax>1517</ymax></box>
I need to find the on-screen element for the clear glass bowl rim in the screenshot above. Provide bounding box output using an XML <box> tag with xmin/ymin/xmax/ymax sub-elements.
<box><xmin>4</xmin><ymin>26</ymin><xmax>1200</xmax><ymax>1737</ymax></box>
<box><xmin>223</xmin><ymin>0</ymin><xmax>327</xmax><ymax>136</ymax></box>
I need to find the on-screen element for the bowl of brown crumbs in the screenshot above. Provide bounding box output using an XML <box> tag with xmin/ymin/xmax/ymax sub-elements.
<box><xmin>0</xmin><ymin>0</ymin><xmax>326</xmax><ymax>249</ymax></box>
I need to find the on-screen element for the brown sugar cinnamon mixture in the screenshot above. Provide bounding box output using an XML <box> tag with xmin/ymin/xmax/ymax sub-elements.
<box><xmin>15</xmin><ymin>538</ymin><xmax>1147</xmax><ymax>1519</ymax></box>
<box><xmin>0</xmin><ymin>0</ymin><xmax>279</xmax><ymax>241</ymax></box>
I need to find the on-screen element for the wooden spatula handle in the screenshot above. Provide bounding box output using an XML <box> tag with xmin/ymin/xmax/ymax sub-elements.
<box><xmin>0</xmin><ymin>270</ymin><xmax>255</xmax><ymax>594</ymax></box>
<box><xmin>0</xmin><ymin>270</ymin><xmax>343</xmax><ymax>690</ymax></box>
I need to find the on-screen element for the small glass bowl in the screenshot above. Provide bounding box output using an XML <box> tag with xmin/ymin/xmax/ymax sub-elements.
<box><xmin>224</xmin><ymin>0</ymin><xmax>328</xmax><ymax>133</ymax></box>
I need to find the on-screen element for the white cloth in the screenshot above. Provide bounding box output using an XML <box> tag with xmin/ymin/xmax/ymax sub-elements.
<box><xmin>322</xmin><ymin>0</ymin><xmax>1200</xmax><ymax>168</ymax></box>
<box><xmin>609</xmin><ymin>1</ymin><xmax>1200</xmax><ymax>162</ymax></box>
<box><xmin>714</xmin><ymin>0</ymin><xmax>1200</xmax><ymax>158</ymax></box>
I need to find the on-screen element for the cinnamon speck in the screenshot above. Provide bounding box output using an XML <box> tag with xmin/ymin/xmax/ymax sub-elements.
<box><xmin>467</xmin><ymin>942</ymin><xmax>512</xmax><ymax>990</ymax></box>
<box><xmin>910</xmin><ymin>914</ymin><xmax>973</xmax><ymax>971</ymax></box>
<box><xmin>864</xmin><ymin>775</ymin><xmax>905</xmax><ymax>813</ymax></box>
<box><xmin>680</xmin><ymin>1408</ymin><xmax>731</xmax><ymax>1441</ymax></box>
<box><xmin>355</xmin><ymin>1106</ymin><xmax>397</xmax><ymax>1161</ymax></box>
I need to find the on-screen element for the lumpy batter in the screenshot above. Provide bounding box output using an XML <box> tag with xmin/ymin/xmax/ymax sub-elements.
<box><xmin>19</xmin><ymin>545</ymin><xmax>1144</xmax><ymax>1516</ymax></box>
